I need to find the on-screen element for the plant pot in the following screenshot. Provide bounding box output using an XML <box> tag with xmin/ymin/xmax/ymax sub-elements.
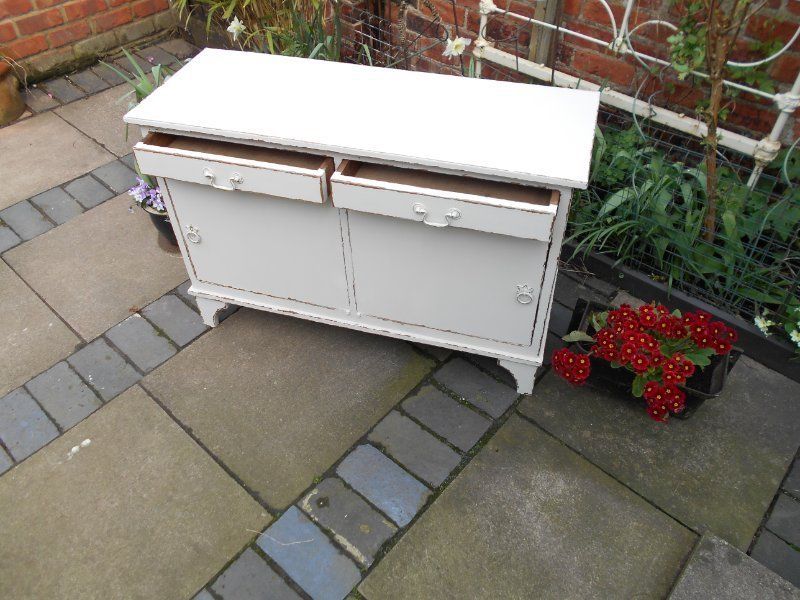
<box><xmin>0</xmin><ymin>67</ymin><xmax>25</xmax><ymax>126</ymax></box>
<box><xmin>568</xmin><ymin>298</ymin><xmax>741</xmax><ymax>419</ymax></box>
<box><xmin>143</xmin><ymin>205</ymin><xmax>178</xmax><ymax>246</ymax></box>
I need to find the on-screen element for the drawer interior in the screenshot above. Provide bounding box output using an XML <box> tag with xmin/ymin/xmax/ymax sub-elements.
<box><xmin>340</xmin><ymin>160</ymin><xmax>557</xmax><ymax>206</ymax></box>
<box><xmin>142</xmin><ymin>132</ymin><xmax>329</xmax><ymax>171</ymax></box>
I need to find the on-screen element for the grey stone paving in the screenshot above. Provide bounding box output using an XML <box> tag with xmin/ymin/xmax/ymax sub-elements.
<box><xmin>0</xmin><ymin>448</ymin><xmax>11</xmax><ymax>475</ymax></box>
<box><xmin>753</xmin><ymin>531</ymin><xmax>800</xmax><ymax>588</ymax></box>
<box><xmin>64</xmin><ymin>174</ymin><xmax>114</xmax><ymax>209</ymax></box>
<box><xmin>29</xmin><ymin>188</ymin><xmax>83</xmax><ymax>225</ymax></box>
<box><xmin>519</xmin><ymin>358</ymin><xmax>800</xmax><ymax>550</ymax></box>
<box><xmin>786</xmin><ymin>462</ymin><xmax>800</xmax><ymax>498</ymax></box>
<box><xmin>67</xmin><ymin>338</ymin><xmax>141</xmax><ymax>401</ymax></box>
<box><xmin>39</xmin><ymin>77</ymin><xmax>85</xmax><ymax>103</ymax></box>
<box><xmin>106</xmin><ymin>314</ymin><xmax>177</xmax><ymax>372</ymax></box>
<box><xmin>176</xmin><ymin>279</ymin><xmax>197</xmax><ymax>308</ymax></box>
<box><xmin>23</xmin><ymin>87</ymin><xmax>59</xmax><ymax>112</ymax></box>
<box><xmin>434</xmin><ymin>357</ymin><xmax>517</xmax><ymax>418</ymax></box>
<box><xmin>337</xmin><ymin>445</ymin><xmax>430</xmax><ymax>527</ymax></box>
<box><xmin>766</xmin><ymin>494</ymin><xmax>800</xmax><ymax>548</ymax></box>
<box><xmin>0</xmin><ymin>224</ymin><xmax>21</xmax><ymax>253</ymax></box>
<box><xmin>159</xmin><ymin>37</ymin><xmax>198</xmax><ymax>59</ymax></box>
<box><xmin>368</xmin><ymin>411</ymin><xmax>461</xmax><ymax>487</ymax></box>
<box><xmin>193</xmin><ymin>590</ymin><xmax>214</xmax><ymax>600</ymax></box>
<box><xmin>92</xmin><ymin>64</ymin><xmax>127</xmax><ymax>86</ymax></box>
<box><xmin>68</xmin><ymin>70</ymin><xmax>110</xmax><ymax>94</ymax></box>
<box><xmin>669</xmin><ymin>534</ymin><xmax>800</xmax><ymax>599</ymax></box>
<box><xmin>299</xmin><ymin>477</ymin><xmax>397</xmax><ymax>567</ymax></box>
<box><xmin>0</xmin><ymin>200</ymin><xmax>53</xmax><ymax>240</ymax></box>
<box><xmin>142</xmin><ymin>294</ymin><xmax>208</xmax><ymax>347</ymax></box>
<box><xmin>26</xmin><ymin>362</ymin><xmax>101</xmax><ymax>430</ymax></box>
<box><xmin>137</xmin><ymin>45</ymin><xmax>180</xmax><ymax>67</ymax></box>
<box><xmin>120</xmin><ymin>152</ymin><xmax>136</xmax><ymax>170</ymax></box>
<box><xmin>258</xmin><ymin>506</ymin><xmax>361</xmax><ymax>600</ymax></box>
<box><xmin>91</xmin><ymin>160</ymin><xmax>138</xmax><ymax>193</ymax></box>
<box><xmin>359</xmin><ymin>415</ymin><xmax>695</xmax><ymax>599</ymax></box>
<box><xmin>0</xmin><ymin>388</ymin><xmax>58</xmax><ymax>461</ymax></box>
<box><xmin>210</xmin><ymin>548</ymin><xmax>301</xmax><ymax>600</ymax></box>
<box><xmin>402</xmin><ymin>385</ymin><xmax>491</xmax><ymax>452</ymax></box>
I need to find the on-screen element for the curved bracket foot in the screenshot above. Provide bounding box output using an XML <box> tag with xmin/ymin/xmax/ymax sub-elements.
<box><xmin>497</xmin><ymin>359</ymin><xmax>537</xmax><ymax>395</ymax></box>
<box><xmin>197</xmin><ymin>297</ymin><xmax>229</xmax><ymax>327</ymax></box>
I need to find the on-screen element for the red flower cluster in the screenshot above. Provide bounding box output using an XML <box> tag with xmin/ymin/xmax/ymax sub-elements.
<box><xmin>552</xmin><ymin>348</ymin><xmax>591</xmax><ymax>385</ymax></box>
<box><xmin>552</xmin><ymin>302</ymin><xmax>737</xmax><ymax>423</ymax></box>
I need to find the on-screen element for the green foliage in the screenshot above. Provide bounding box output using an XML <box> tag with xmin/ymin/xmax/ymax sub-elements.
<box><xmin>667</xmin><ymin>1</ymin><xmax>707</xmax><ymax>81</ymax></box>
<box><xmin>101</xmin><ymin>49</ymin><xmax>171</xmax><ymax>104</ymax></box>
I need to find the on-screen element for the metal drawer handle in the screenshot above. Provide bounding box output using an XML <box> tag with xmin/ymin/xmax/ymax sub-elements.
<box><xmin>203</xmin><ymin>167</ymin><xmax>243</xmax><ymax>191</ymax></box>
<box><xmin>516</xmin><ymin>284</ymin><xmax>534</xmax><ymax>305</ymax></box>
<box><xmin>412</xmin><ymin>203</ymin><xmax>461</xmax><ymax>228</ymax></box>
<box><xmin>186</xmin><ymin>225</ymin><xmax>201</xmax><ymax>244</ymax></box>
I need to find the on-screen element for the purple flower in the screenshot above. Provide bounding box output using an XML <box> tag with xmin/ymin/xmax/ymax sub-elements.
<box><xmin>128</xmin><ymin>178</ymin><xmax>165</xmax><ymax>212</ymax></box>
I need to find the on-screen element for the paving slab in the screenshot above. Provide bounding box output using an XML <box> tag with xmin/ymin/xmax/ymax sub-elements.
<box><xmin>766</xmin><ymin>494</ymin><xmax>800</xmax><ymax>547</ymax></box>
<box><xmin>5</xmin><ymin>194</ymin><xmax>187</xmax><ymax>339</ymax></box>
<box><xmin>26</xmin><ymin>361</ymin><xmax>101</xmax><ymax>429</ymax></box>
<box><xmin>23</xmin><ymin>87</ymin><xmax>59</xmax><ymax>112</ymax></box>
<box><xmin>106</xmin><ymin>313</ymin><xmax>176</xmax><ymax>372</ymax></box>
<box><xmin>0</xmin><ymin>260</ymin><xmax>79</xmax><ymax>397</ymax></box>
<box><xmin>143</xmin><ymin>309</ymin><xmax>433</xmax><ymax>508</ymax></box>
<box><xmin>434</xmin><ymin>357</ymin><xmax>517</xmax><ymax>418</ymax></box>
<box><xmin>39</xmin><ymin>77</ymin><xmax>86</xmax><ymax>103</ymax></box>
<box><xmin>0</xmin><ymin>448</ymin><xmax>11</xmax><ymax>475</ymax></box>
<box><xmin>300</xmin><ymin>477</ymin><xmax>397</xmax><ymax>567</ymax></box>
<box><xmin>518</xmin><ymin>358</ymin><xmax>800</xmax><ymax>550</ymax></box>
<box><xmin>402</xmin><ymin>385</ymin><xmax>491</xmax><ymax>452</ymax></box>
<box><xmin>786</xmin><ymin>461</ymin><xmax>800</xmax><ymax>497</ymax></box>
<box><xmin>91</xmin><ymin>63</ymin><xmax>127</xmax><ymax>86</ymax></box>
<box><xmin>67</xmin><ymin>338</ymin><xmax>140</xmax><ymax>401</ymax></box>
<box><xmin>64</xmin><ymin>174</ymin><xmax>114</xmax><ymax>209</ymax></box>
<box><xmin>0</xmin><ymin>387</ymin><xmax>59</xmax><ymax>461</ymax></box>
<box><xmin>0</xmin><ymin>385</ymin><xmax>270</xmax><ymax>599</ymax></box>
<box><xmin>67</xmin><ymin>69</ymin><xmax>110</xmax><ymax>94</ymax></box>
<box><xmin>56</xmin><ymin>85</ymin><xmax>139</xmax><ymax>157</ymax></box>
<box><xmin>211</xmin><ymin>548</ymin><xmax>301</xmax><ymax>600</ymax></box>
<box><xmin>360</xmin><ymin>415</ymin><xmax>694</xmax><ymax>599</ymax></box>
<box><xmin>0</xmin><ymin>200</ymin><xmax>53</xmax><ymax>239</ymax></box>
<box><xmin>91</xmin><ymin>159</ymin><xmax>138</xmax><ymax>193</ymax></box>
<box><xmin>142</xmin><ymin>293</ymin><xmax>208</xmax><ymax>346</ymax></box>
<box><xmin>159</xmin><ymin>37</ymin><xmax>199</xmax><ymax>59</ymax></box>
<box><xmin>669</xmin><ymin>534</ymin><xmax>800</xmax><ymax>599</ymax></box>
<box><xmin>136</xmin><ymin>45</ymin><xmax>181</xmax><ymax>67</ymax></box>
<box><xmin>337</xmin><ymin>445</ymin><xmax>430</xmax><ymax>527</ymax></box>
<box><xmin>29</xmin><ymin>187</ymin><xmax>83</xmax><ymax>225</ymax></box>
<box><xmin>258</xmin><ymin>506</ymin><xmax>361</xmax><ymax>600</ymax></box>
<box><xmin>175</xmin><ymin>279</ymin><xmax>197</xmax><ymax>308</ymax></box>
<box><xmin>368</xmin><ymin>411</ymin><xmax>461</xmax><ymax>487</ymax></box>
<box><xmin>753</xmin><ymin>530</ymin><xmax>800</xmax><ymax>588</ymax></box>
<box><xmin>0</xmin><ymin>222</ymin><xmax>21</xmax><ymax>253</ymax></box>
<box><xmin>0</xmin><ymin>111</ymin><xmax>113</xmax><ymax>209</ymax></box>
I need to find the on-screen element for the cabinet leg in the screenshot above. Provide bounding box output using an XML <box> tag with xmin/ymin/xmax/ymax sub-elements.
<box><xmin>497</xmin><ymin>359</ymin><xmax>537</xmax><ymax>395</ymax></box>
<box><xmin>197</xmin><ymin>297</ymin><xmax>229</xmax><ymax>327</ymax></box>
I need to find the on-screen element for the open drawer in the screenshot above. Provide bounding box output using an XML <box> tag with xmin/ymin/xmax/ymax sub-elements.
<box><xmin>330</xmin><ymin>160</ymin><xmax>559</xmax><ymax>241</ymax></box>
<box><xmin>135</xmin><ymin>133</ymin><xmax>334</xmax><ymax>204</ymax></box>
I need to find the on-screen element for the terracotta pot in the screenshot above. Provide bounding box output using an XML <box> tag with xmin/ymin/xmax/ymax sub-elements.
<box><xmin>143</xmin><ymin>205</ymin><xmax>178</xmax><ymax>246</ymax></box>
<box><xmin>0</xmin><ymin>65</ymin><xmax>25</xmax><ymax>126</ymax></box>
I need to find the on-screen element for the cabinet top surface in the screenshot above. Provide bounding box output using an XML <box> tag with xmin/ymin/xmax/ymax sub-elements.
<box><xmin>125</xmin><ymin>49</ymin><xmax>600</xmax><ymax>188</ymax></box>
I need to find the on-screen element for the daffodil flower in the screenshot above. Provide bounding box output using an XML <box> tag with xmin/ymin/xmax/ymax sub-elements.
<box><xmin>754</xmin><ymin>314</ymin><xmax>774</xmax><ymax>336</ymax></box>
<box><xmin>227</xmin><ymin>16</ymin><xmax>246</xmax><ymax>41</ymax></box>
<box><xmin>443</xmin><ymin>36</ymin><xmax>471</xmax><ymax>59</ymax></box>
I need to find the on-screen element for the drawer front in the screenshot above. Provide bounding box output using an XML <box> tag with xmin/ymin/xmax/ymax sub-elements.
<box><xmin>348</xmin><ymin>211</ymin><xmax>547</xmax><ymax>346</ymax></box>
<box><xmin>135</xmin><ymin>137</ymin><xmax>332</xmax><ymax>204</ymax></box>
<box><xmin>331</xmin><ymin>163</ymin><xmax>557</xmax><ymax>241</ymax></box>
<box><xmin>165</xmin><ymin>179</ymin><xmax>349</xmax><ymax>310</ymax></box>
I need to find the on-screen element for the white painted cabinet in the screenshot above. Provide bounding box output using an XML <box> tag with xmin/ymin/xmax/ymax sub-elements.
<box><xmin>126</xmin><ymin>49</ymin><xmax>600</xmax><ymax>393</ymax></box>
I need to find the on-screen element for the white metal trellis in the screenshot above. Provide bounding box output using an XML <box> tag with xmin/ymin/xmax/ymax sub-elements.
<box><xmin>471</xmin><ymin>0</ymin><xmax>800</xmax><ymax>185</ymax></box>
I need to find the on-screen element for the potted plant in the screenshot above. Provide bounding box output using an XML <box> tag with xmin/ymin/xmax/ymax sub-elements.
<box><xmin>0</xmin><ymin>55</ymin><xmax>25</xmax><ymax>126</ymax></box>
<box><xmin>128</xmin><ymin>174</ymin><xmax>176</xmax><ymax>246</ymax></box>
<box><xmin>553</xmin><ymin>299</ymin><xmax>740</xmax><ymax>421</ymax></box>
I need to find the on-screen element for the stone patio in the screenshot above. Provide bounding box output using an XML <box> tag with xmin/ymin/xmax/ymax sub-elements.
<box><xmin>0</xmin><ymin>38</ymin><xmax>798</xmax><ymax>599</ymax></box>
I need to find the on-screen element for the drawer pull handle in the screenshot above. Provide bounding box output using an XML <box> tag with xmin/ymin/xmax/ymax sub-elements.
<box><xmin>186</xmin><ymin>225</ymin><xmax>201</xmax><ymax>244</ymax></box>
<box><xmin>203</xmin><ymin>168</ymin><xmax>244</xmax><ymax>191</ymax></box>
<box><xmin>412</xmin><ymin>203</ymin><xmax>461</xmax><ymax>228</ymax></box>
<box><xmin>516</xmin><ymin>284</ymin><xmax>534</xmax><ymax>305</ymax></box>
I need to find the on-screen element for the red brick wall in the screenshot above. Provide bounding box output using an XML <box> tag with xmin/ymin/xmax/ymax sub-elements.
<box><xmin>1</xmin><ymin>0</ymin><xmax>176</xmax><ymax>79</ymax></box>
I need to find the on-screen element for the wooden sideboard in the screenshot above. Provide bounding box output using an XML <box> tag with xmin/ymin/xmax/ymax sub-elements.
<box><xmin>126</xmin><ymin>49</ymin><xmax>600</xmax><ymax>393</ymax></box>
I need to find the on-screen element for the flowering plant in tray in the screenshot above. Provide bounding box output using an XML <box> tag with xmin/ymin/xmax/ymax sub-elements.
<box><xmin>128</xmin><ymin>174</ymin><xmax>165</xmax><ymax>213</ymax></box>
<box><xmin>552</xmin><ymin>303</ymin><xmax>738</xmax><ymax>422</ymax></box>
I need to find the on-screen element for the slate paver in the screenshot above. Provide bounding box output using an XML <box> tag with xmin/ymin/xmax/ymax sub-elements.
<box><xmin>0</xmin><ymin>112</ymin><xmax>113</xmax><ymax>210</ymax></box>
<box><xmin>548</xmin><ymin>300</ymin><xmax>574</xmax><ymax>337</ymax></box>
<box><xmin>0</xmin><ymin>387</ymin><xmax>58</xmax><ymax>461</ymax></box>
<box><xmin>120</xmin><ymin>152</ymin><xmax>136</xmax><ymax>170</ymax></box>
<box><xmin>434</xmin><ymin>357</ymin><xmax>517</xmax><ymax>418</ymax></box>
<box><xmin>0</xmin><ymin>261</ymin><xmax>79</xmax><ymax>397</ymax></box>
<box><xmin>64</xmin><ymin>174</ymin><xmax>114</xmax><ymax>209</ymax></box>
<box><xmin>106</xmin><ymin>314</ymin><xmax>176</xmax><ymax>372</ymax></box>
<box><xmin>159</xmin><ymin>38</ymin><xmax>199</xmax><ymax>59</ymax></box>
<box><xmin>67</xmin><ymin>338</ymin><xmax>141</xmax><ymax>401</ymax></box>
<box><xmin>210</xmin><ymin>548</ymin><xmax>301</xmax><ymax>600</ymax></box>
<box><xmin>0</xmin><ymin>448</ymin><xmax>11</xmax><ymax>474</ymax></box>
<box><xmin>142</xmin><ymin>294</ymin><xmax>208</xmax><ymax>347</ymax></box>
<box><xmin>193</xmin><ymin>590</ymin><xmax>214</xmax><ymax>600</ymax></box>
<box><xmin>67</xmin><ymin>69</ymin><xmax>110</xmax><ymax>93</ymax></box>
<box><xmin>752</xmin><ymin>531</ymin><xmax>800</xmax><ymax>589</ymax></box>
<box><xmin>300</xmin><ymin>477</ymin><xmax>397</xmax><ymax>566</ymax></box>
<box><xmin>359</xmin><ymin>415</ymin><xmax>695</xmax><ymax>599</ymax></box>
<box><xmin>670</xmin><ymin>534</ymin><xmax>800</xmax><ymax>599</ymax></box>
<box><xmin>56</xmin><ymin>85</ymin><xmax>138</xmax><ymax>156</ymax></box>
<box><xmin>137</xmin><ymin>45</ymin><xmax>180</xmax><ymax>67</ymax></box>
<box><xmin>90</xmin><ymin>160</ymin><xmax>138</xmax><ymax>193</ymax></box>
<box><xmin>40</xmin><ymin>77</ymin><xmax>85</xmax><ymax>103</ymax></box>
<box><xmin>337</xmin><ymin>445</ymin><xmax>430</xmax><ymax>527</ymax></box>
<box><xmin>368</xmin><ymin>411</ymin><xmax>461</xmax><ymax>487</ymax></box>
<box><xmin>0</xmin><ymin>224</ymin><xmax>21</xmax><ymax>253</ymax></box>
<box><xmin>26</xmin><ymin>361</ymin><xmax>102</xmax><ymax>429</ymax></box>
<box><xmin>402</xmin><ymin>385</ymin><xmax>491</xmax><ymax>452</ymax></box>
<box><xmin>0</xmin><ymin>386</ymin><xmax>270</xmax><ymax>599</ymax></box>
<box><xmin>5</xmin><ymin>194</ymin><xmax>187</xmax><ymax>339</ymax></box>
<box><xmin>91</xmin><ymin>64</ymin><xmax>127</xmax><ymax>86</ymax></box>
<box><xmin>258</xmin><ymin>506</ymin><xmax>361</xmax><ymax>600</ymax></box>
<box><xmin>143</xmin><ymin>309</ymin><xmax>433</xmax><ymax>508</ymax></box>
<box><xmin>175</xmin><ymin>279</ymin><xmax>197</xmax><ymax>309</ymax></box>
<box><xmin>786</xmin><ymin>461</ymin><xmax>800</xmax><ymax>498</ymax></box>
<box><xmin>518</xmin><ymin>358</ymin><xmax>800</xmax><ymax>550</ymax></box>
<box><xmin>0</xmin><ymin>200</ymin><xmax>53</xmax><ymax>240</ymax></box>
<box><xmin>23</xmin><ymin>87</ymin><xmax>59</xmax><ymax>112</ymax></box>
<box><xmin>29</xmin><ymin>188</ymin><xmax>83</xmax><ymax>225</ymax></box>
<box><xmin>467</xmin><ymin>354</ymin><xmax>516</xmax><ymax>387</ymax></box>
<box><xmin>766</xmin><ymin>494</ymin><xmax>800</xmax><ymax>548</ymax></box>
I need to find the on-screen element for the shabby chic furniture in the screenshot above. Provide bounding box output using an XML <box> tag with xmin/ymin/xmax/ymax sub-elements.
<box><xmin>126</xmin><ymin>49</ymin><xmax>600</xmax><ymax>393</ymax></box>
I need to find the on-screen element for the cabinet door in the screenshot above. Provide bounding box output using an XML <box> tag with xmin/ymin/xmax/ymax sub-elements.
<box><xmin>166</xmin><ymin>179</ymin><xmax>349</xmax><ymax>311</ymax></box>
<box><xmin>347</xmin><ymin>211</ymin><xmax>548</xmax><ymax>346</ymax></box>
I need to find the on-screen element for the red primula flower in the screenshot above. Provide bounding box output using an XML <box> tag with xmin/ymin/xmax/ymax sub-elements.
<box><xmin>552</xmin><ymin>348</ymin><xmax>591</xmax><ymax>385</ymax></box>
<box><xmin>630</xmin><ymin>352</ymin><xmax>651</xmax><ymax>373</ymax></box>
<box><xmin>662</xmin><ymin>369</ymin><xmax>686</xmax><ymax>385</ymax></box>
<box><xmin>619</xmin><ymin>342</ymin><xmax>637</xmax><ymax>364</ymax></box>
<box><xmin>647</xmin><ymin>404</ymin><xmax>669</xmax><ymax>422</ymax></box>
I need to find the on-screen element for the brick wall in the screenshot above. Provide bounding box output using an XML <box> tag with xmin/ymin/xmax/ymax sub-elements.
<box><xmin>1</xmin><ymin>0</ymin><xmax>177</xmax><ymax>80</ymax></box>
